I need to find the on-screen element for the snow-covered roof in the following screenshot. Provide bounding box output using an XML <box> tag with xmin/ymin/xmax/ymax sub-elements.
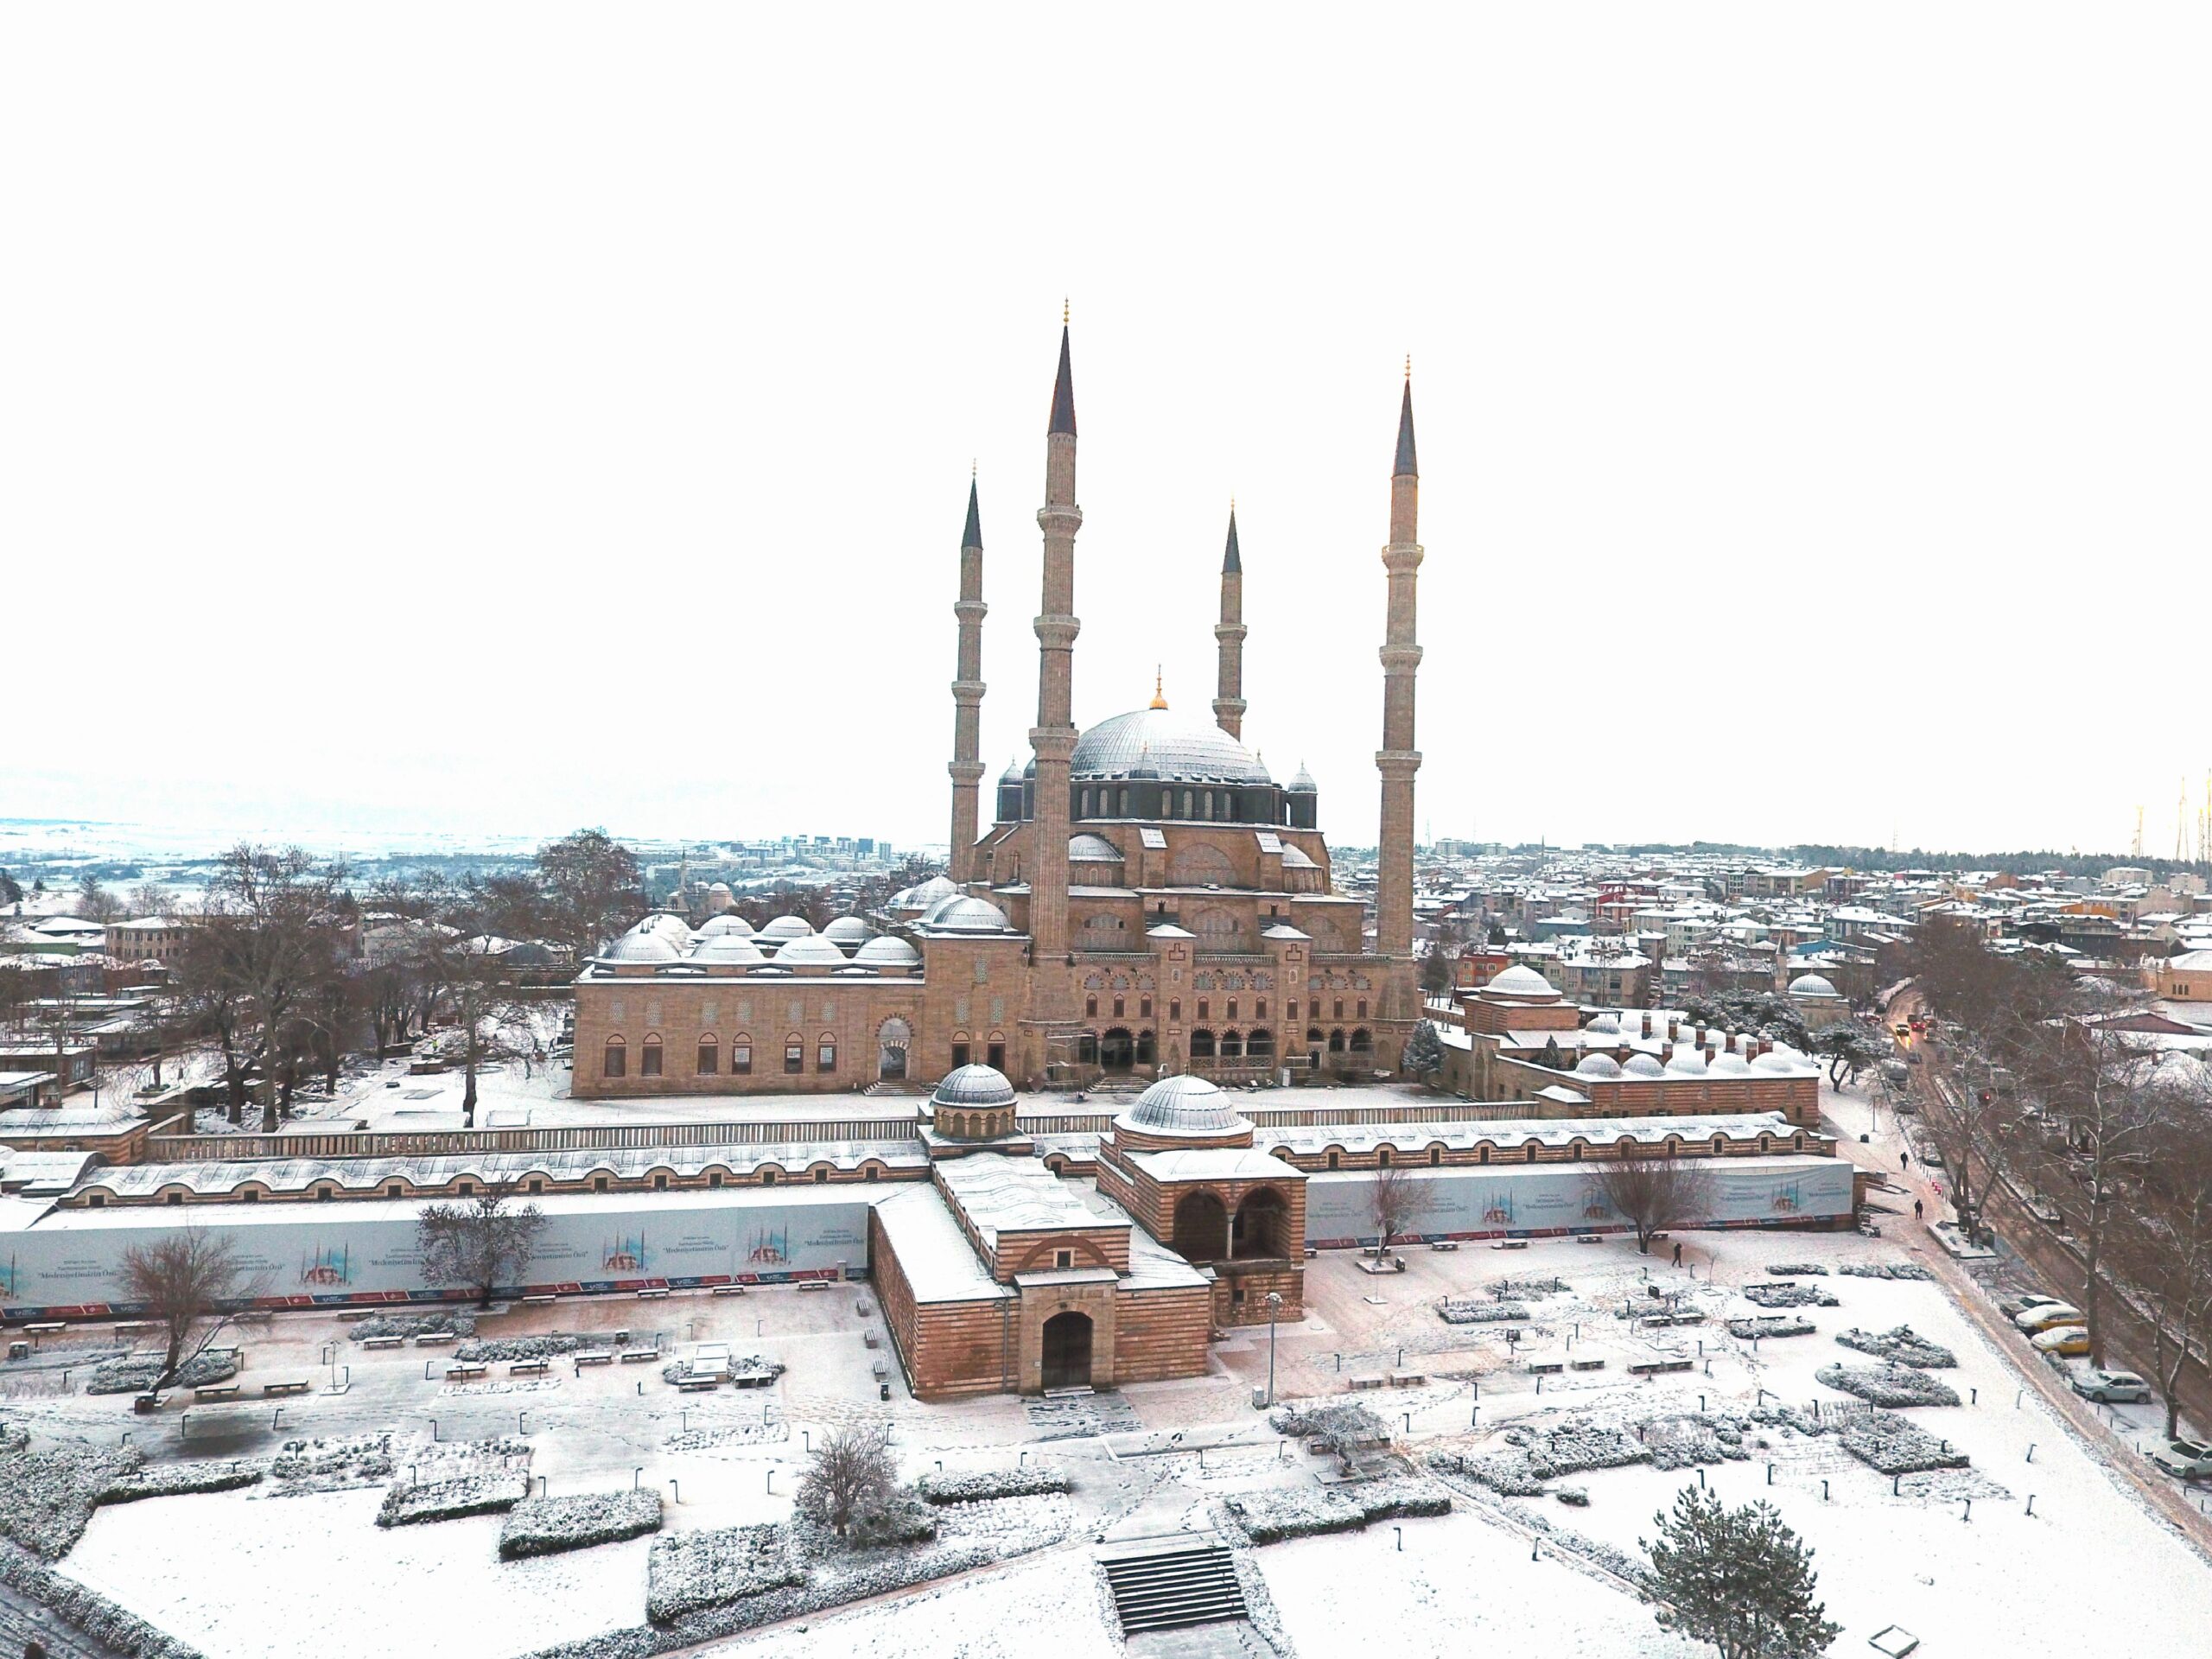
<box><xmin>935</xmin><ymin>1154</ymin><xmax>1125</xmax><ymax>1250</ymax></box>
<box><xmin>1125</xmin><ymin>1147</ymin><xmax>1303</xmax><ymax>1184</ymax></box>
<box><xmin>1262</xmin><ymin>1111</ymin><xmax>1813</xmax><ymax>1157</ymax></box>
<box><xmin>846</xmin><ymin>1184</ymin><xmax>1007</xmax><ymax>1306</ymax></box>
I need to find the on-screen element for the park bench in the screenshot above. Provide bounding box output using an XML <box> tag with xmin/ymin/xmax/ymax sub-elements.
<box><xmin>573</xmin><ymin>1351</ymin><xmax>615</xmax><ymax>1367</ymax></box>
<box><xmin>1626</xmin><ymin>1358</ymin><xmax>1694</xmax><ymax>1376</ymax></box>
<box><xmin>522</xmin><ymin>1294</ymin><xmax>557</xmax><ymax>1306</ymax></box>
<box><xmin>1302</xmin><ymin>1246</ymin><xmax>1318</xmax><ymax>1260</ymax></box>
<box><xmin>193</xmin><ymin>1383</ymin><xmax>240</xmax><ymax>1402</ymax></box>
<box><xmin>23</xmin><ymin>1322</ymin><xmax>66</xmax><ymax>1335</ymax></box>
<box><xmin>1347</xmin><ymin>1374</ymin><xmax>1387</xmax><ymax>1391</ymax></box>
<box><xmin>1428</xmin><ymin>1240</ymin><xmax>1459</xmax><ymax>1252</ymax></box>
<box><xmin>1574</xmin><ymin>1234</ymin><xmax>1603</xmax><ymax>1245</ymax></box>
<box><xmin>444</xmin><ymin>1363</ymin><xmax>488</xmax><ymax>1381</ymax></box>
<box><xmin>677</xmin><ymin>1375</ymin><xmax>720</xmax><ymax>1392</ymax></box>
<box><xmin>710</xmin><ymin>1284</ymin><xmax>747</xmax><ymax>1297</ymax></box>
<box><xmin>111</xmin><ymin>1320</ymin><xmax>157</xmax><ymax>1337</ymax></box>
<box><xmin>361</xmin><ymin>1336</ymin><xmax>404</xmax><ymax>1350</ymax></box>
<box><xmin>855</xmin><ymin>1299</ymin><xmax>874</xmax><ymax>1317</ymax></box>
<box><xmin>413</xmin><ymin>1332</ymin><xmax>456</xmax><ymax>1346</ymax></box>
<box><xmin>619</xmin><ymin>1349</ymin><xmax>658</xmax><ymax>1363</ymax></box>
<box><xmin>863</xmin><ymin>1331</ymin><xmax>880</xmax><ymax>1349</ymax></box>
<box><xmin>635</xmin><ymin>1287</ymin><xmax>670</xmax><ymax>1300</ymax></box>
<box><xmin>796</xmin><ymin>1280</ymin><xmax>830</xmax><ymax>1293</ymax></box>
<box><xmin>1569</xmin><ymin>1357</ymin><xmax>1607</xmax><ymax>1372</ymax></box>
<box><xmin>1490</xmin><ymin>1239</ymin><xmax>1529</xmax><ymax>1251</ymax></box>
<box><xmin>1523</xmin><ymin>1359</ymin><xmax>1565</xmax><ymax>1376</ymax></box>
<box><xmin>260</xmin><ymin>1379</ymin><xmax>312</xmax><ymax>1397</ymax></box>
<box><xmin>871</xmin><ymin>1359</ymin><xmax>888</xmax><ymax>1381</ymax></box>
<box><xmin>1389</xmin><ymin>1372</ymin><xmax>1427</xmax><ymax>1388</ymax></box>
<box><xmin>509</xmin><ymin>1359</ymin><xmax>550</xmax><ymax>1376</ymax></box>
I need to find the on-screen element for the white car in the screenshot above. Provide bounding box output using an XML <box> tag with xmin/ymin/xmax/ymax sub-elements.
<box><xmin>2070</xmin><ymin>1369</ymin><xmax>2152</xmax><ymax>1404</ymax></box>
<box><xmin>2148</xmin><ymin>1439</ymin><xmax>2212</xmax><ymax>1481</ymax></box>
<box><xmin>2013</xmin><ymin>1302</ymin><xmax>2086</xmax><ymax>1332</ymax></box>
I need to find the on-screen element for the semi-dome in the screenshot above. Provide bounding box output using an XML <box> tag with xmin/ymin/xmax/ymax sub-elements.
<box><xmin>1573</xmin><ymin>1053</ymin><xmax>1624</xmax><ymax>1078</ymax></box>
<box><xmin>1069</xmin><ymin>833</ymin><xmax>1124</xmax><ymax>862</ymax></box>
<box><xmin>1116</xmin><ymin>1074</ymin><xmax>1250</xmax><ymax>1137</ymax></box>
<box><xmin>758</xmin><ymin>915</ymin><xmax>814</xmax><ymax>942</ymax></box>
<box><xmin>1622</xmin><ymin>1053</ymin><xmax>1667</xmax><ymax>1078</ymax></box>
<box><xmin>1071</xmin><ymin>707</ymin><xmax>1272</xmax><ymax>785</ymax></box>
<box><xmin>773</xmin><ymin>935</ymin><xmax>847</xmax><ymax>964</ymax></box>
<box><xmin>1280</xmin><ymin>844</ymin><xmax>1319</xmax><ymax>870</ymax></box>
<box><xmin>854</xmin><ymin>935</ymin><xmax>922</xmax><ymax>967</ymax></box>
<box><xmin>927</xmin><ymin>896</ymin><xmax>1014</xmax><ymax>933</ymax></box>
<box><xmin>1484</xmin><ymin>964</ymin><xmax>1559</xmax><ymax>1000</ymax></box>
<box><xmin>1788</xmin><ymin>973</ymin><xmax>1840</xmax><ymax>998</ymax></box>
<box><xmin>692</xmin><ymin>934</ymin><xmax>767</xmax><ymax>963</ymax></box>
<box><xmin>823</xmin><ymin>917</ymin><xmax>875</xmax><ymax>945</ymax></box>
<box><xmin>932</xmin><ymin>1064</ymin><xmax>1016</xmax><ymax>1109</ymax></box>
<box><xmin>696</xmin><ymin>913</ymin><xmax>755</xmax><ymax>938</ymax></box>
<box><xmin>602</xmin><ymin>931</ymin><xmax>680</xmax><ymax>963</ymax></box>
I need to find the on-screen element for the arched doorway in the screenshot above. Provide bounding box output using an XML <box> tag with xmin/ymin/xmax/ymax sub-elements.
<box><xmin>1135</xmin><ymin>1028</ymin><xmax>1157</xmax><ymax>1065</ymax></box>
<box><xmin>1247</xmin><ymin>1028</ymin><xmax>1275</xmax><ymax>1064</ymax></box>
<box><xmin>1172</xmin><ymin>1189</ymin><xmax>1230</xmax><ymax>1262</ymax></box>
<box><xmin>1190</xmin><ymin>1028</ymin><xmax>1217</xmax><ymax>1060</ymax></box>
<box><xmin>1040</xmin><ymin>1311</ymin><xmax>1093</xmax><ymax>1390</ymax></box>
<box><xmin>1233</xmin><ymin>1188</ymin><xmax>1290</xmax><ymax>1259</ymax></box>
<box><xmin>1099</xmin><ymin>1027</ymin><xmax>1135</xmax><ymax>1071</ymax></box>
<box><xmin>877</xmin><ymin>1017</ymin><xmax>912</xmax><ymax>1081</ymax></box>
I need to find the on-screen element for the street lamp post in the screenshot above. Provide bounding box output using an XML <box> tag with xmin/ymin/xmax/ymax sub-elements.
<box><xmin>1265</xmin><ymin>1292</ymin><xmax>1283</xmax><ymax>1408</ymax></box>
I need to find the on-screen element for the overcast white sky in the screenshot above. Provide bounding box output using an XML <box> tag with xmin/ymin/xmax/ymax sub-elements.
<box><xmin>5</xmin><ymin>6</ymin><xmax>2208</xmax><ymax>860</ymax></box>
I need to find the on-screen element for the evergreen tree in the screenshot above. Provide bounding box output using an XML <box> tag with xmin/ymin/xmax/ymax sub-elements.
<box><xmin>1643</xmin><ymin>1487</ymin><xmax>1840</xmax><ymax>1659</ymax></box>
<box><xmin>1402</xmin><ymin>1019</ymin><xmax>1444</xmax><ymax>1079</ymax></box>
<box><xmin>0</xmin><ymin>868</ymin><xmax>20</xmax><ymax>905</ymax></box>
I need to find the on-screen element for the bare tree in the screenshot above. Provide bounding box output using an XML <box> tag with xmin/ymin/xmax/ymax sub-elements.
<box><xmin>74</xmin><ymin>872</ymin><xmax>124</xmax><ymax>924</ymax></box>
<box><xmin>1369</xmin><ymin>1159</ymin><xmax>1417</xmax><ymax>1262</ymax></box>
<box><xmin>417</xmin><ymin>1183</ymin><xmax>548</xmax><ymax>1307</ymax></box>
<box><xmin>118</xmin><ymin>1231</ymin><xmax>257</xmax><ymax>1392</ymax></box>
<box><xmin>126</xmin><ymin>882</ymin><xmax>168</xmax><ymax>919</ymax></box>
<box><xmin>795</xmin><ymin>1422</ymin><xmax>897</xmax><ymax>1537</ymax></box>
<box><xmin>535</xmin><ymin>829</ymin><xmax>645</xmax><ymax>963</ymax></box>
<box><xmin>2114</xmin><ymin>1111</ymin><xmax>2212</xmax><ymax>1439</ymax></box>
<box><xmin>1587</xmin><ymin>1156</ymin><xmax>1715</xmax><ymax>1255</ymax></box>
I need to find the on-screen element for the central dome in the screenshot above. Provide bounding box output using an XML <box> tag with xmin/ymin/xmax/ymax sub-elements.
<box><xmin>1071</xmin><ymin>708</ymin><xmax>1272</xmax><ymax>786</ymax></box>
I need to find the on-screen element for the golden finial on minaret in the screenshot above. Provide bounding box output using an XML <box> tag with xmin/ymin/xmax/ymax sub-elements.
<box><xmin>1063</xmin><ymin>296</ymin><xmax>1070</xmax><ymax>326</ymax></box>
<box><xmin>1150</xmin><ymin>665</ymin><xmax>1167</xmax><ymax>710</ymax></box>
<box><xmin>1405</xmin><ymin>353</ymin><xmax>1412</xmax><ymax>381</ymax></box>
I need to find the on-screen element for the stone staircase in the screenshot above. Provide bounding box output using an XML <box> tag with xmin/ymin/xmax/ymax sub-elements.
<box><xmin>1096</xmin><ymin>1532</ymin><xmax>1248</xmax><ymax>1636</ymax></box>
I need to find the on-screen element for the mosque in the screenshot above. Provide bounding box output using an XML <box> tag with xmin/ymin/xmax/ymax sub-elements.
<box><xmin>570</xmin><ymin>322</ymin><xmax>1427</xmax><ymax>1098</ymax></box>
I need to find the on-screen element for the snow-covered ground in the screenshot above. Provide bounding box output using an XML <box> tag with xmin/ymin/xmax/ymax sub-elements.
<box><xmin>60</xmin><ymin>1486</ymin><xmax>647</xmax><ymax>1659</ymax></box>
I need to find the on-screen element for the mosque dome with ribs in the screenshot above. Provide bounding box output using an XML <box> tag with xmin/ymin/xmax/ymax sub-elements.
<box><xmin>1071</xmin><ymin>708</ymin><xmax>1273</xmax><ymax>786</ymax></box>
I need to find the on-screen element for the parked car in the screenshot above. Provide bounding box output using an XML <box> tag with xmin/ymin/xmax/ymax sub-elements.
<box><xmin>1893</xmin><ymin>1024</ymin><xmax>1912</xmax><ymax>1039</ymax></box>
<box><xmin>2148</xmin><ymin>1439</ymin><xmax>2212</xmax><ymax>1481</ymax></box>
<box><xmin>2032</xmin><ymin>1326</ymin><xmax>2090</xmax><ymax>1357</ymax></box>
<box><xmin>2000</xmin><ymin>1292</ymin><xmax>2067</xmax><ymax>1319</ymax></box>
<box><xmin>2014</xmin><ymin>1303</ymin><xmax>2087</xmax><ymax>1332</ymax></box>
<box><xmin>2070</xmin><ymin>1370</ymin><xmax>2152</xmax><ymax>1404</ymax></box>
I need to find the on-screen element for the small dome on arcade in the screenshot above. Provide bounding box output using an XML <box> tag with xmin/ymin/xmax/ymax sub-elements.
<box><xmin>1069</xmin><ymin>833</ymin><xmax>1124</xmax><ymax>863</ymax></box>
<box><xmin>854</xmin><ymin>935</ymin><xmax>922</xmax><ymax>967</ymax></box>
<box><xmin>1573</xmin><ymin>1053</ymin><xmax>1624</xmax><ymax>1079</ymax></box>
<box><xmin>927</xmin><ymin>896</ymin><xmax>1014</xmax><ymax>933</ymax></box>
<box><xmin>773</xmin><ymin>935</ymin><xmax>847</xmax><ymax>965</ymax></box>
<box><xmin>758</xmin><ymin>915</ymin><xmax>814</xmax><ymax>942</ymax></box>
<box><xmin>1586</xmin><ymin>1011</ymin><xmax>1622</xmax><ymax>1036</ymax></box>
<box><xmin>1116</xmin><ymin>1074</ymin><xmax>1250</xmax><ymax>1137</ymax></box>
<box><xmin>602</xmin><ymin>931</ymin><xmax>680</xmax><ymax>964</ymax></box>
<box><xmin>823</xmin><ymin>917</ymin><xmax>875</xmax><ymax>945</ymax></box>
<box><xmin>1622</xmin><ymin>1053</ymin><xmax>1667</xmax><ymax>1078</ymax></box>
<box><xmin>1709</xmin><ymin>1051</ymin><xmax>1753</xmax><ymax>1075</ymax></box>
<box><xmin>691</xmin><ymin>934</ymin><xmax>767</xmax><ymax>963</ymax></box>
<box><xmin>1664</xmin><ymin>1047</ymin><xmax>1709</xmax><ymax>1077</ymax></box>
<box><xmin>696</xmin><ymin>913</ymin><xmax>755</xmax><ymax>938</ymax></box>
<box><xmin>1788</xmin><ymin>973</ymin><xmax>1840</xmax><ymax>998</ymax></box>
<box><xmin>932</xmin><ymin>1064</ymin><xmax>1016</xmax><ymax>1109</ymax></box>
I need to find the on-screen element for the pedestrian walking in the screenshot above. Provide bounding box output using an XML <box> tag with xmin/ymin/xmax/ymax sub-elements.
<box><xmin>1901</xmin><ymin>1150</ymin><xmax>1910</xmax><ymax>1170</ymax></box>
<box><xmin>1671</xmin><ymin>1241</ymin><xmax>1683</xmax><ymax>1267</ymax></box>
<box><xmin>1914</xmin><ymin>1198</ymin><xmax>1924</xmax><ymax>1221</ymax></box>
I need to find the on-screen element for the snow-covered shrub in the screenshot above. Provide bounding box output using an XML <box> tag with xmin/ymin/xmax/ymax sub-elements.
<box><xmin>1268</xmin><ymin>1402</ymin><xmax>1389</xmax><ymax>1452</ymax></box>
<box><xmin>1836</xmin><ymin>1325</ymin><xmax>1956</xmax><ymax>1369</ymax></box>
<box><xmin>1840</xmin><ymin>1263</ymin><xmax>1934</xmax><ymax>1281</ymax></box>
<box><xmin>267</xmin><ymin>1433</ymin><xmax>396</xmax><ymax>1492</ymax></box>
<box><xmin>1815</xmin><ymin>1363</ymin><xmax>1961</xmax><ymax>1408</ymax></box>
<box><xmin>1836</xmin><ymin>1411</ymin><xmax>1970</xmax><ymax>1474</ymax></box>
<box><xmin>0</xmin><ymin>1541</ymin><xmax>206</xmax><ymax>1659</ymax></box>
<box><xmin>1743</xmin><ymin>1282</ymin><xmax>1840</xmax><ymax>1309</ymax></box>
<box><xmin>1516</xmin><ymin>1509</ymin><xmax>1657</xmax><ymax>1594</ymax></box>
<box><xmin>99</xmin><ymin>1460</ymin><xmax>264</xmax><ymax>1503</ymax></box>
<box><xmin>647</xmin><ymin>1523</ymin><xmax>805</xmax><ymax>1624</ymax></box>
<box><xmin>0</xmin><ymin>1443</ymin><xmax>143</xmax><ymax>1557</ymax></box>
<box><xmin>1521</xmin><ymin>1419</ymin><xmax>1651</xmax><ymax>1479</ymax></box>
<box><xmin>348</xmin><ymin>1312</ymin><xmax>475</xmax><ymax>1342</ymax></box>
<box><xmin>86</xmin><ymin>1351</ymin><xmax>239</xmax><ymax>1395</ymax></box>
<box><xmin>1427</xmin><ymin>1448</ymin><xmax>1548</xmax><ymax>1496</ymax></box>
<box><xmin>376</xmin><ymin>1471</ymin><xmax>530</xmax><ymax>1527</ymax></box>
<box><xmin>1224</xmin><ymin>1475</ymin><xmax>1447</xmax><ymax>1543</ymax></box>
<box><xmin>0</xmin><ymin>1419</ymin><xmax>27</xmax><ymax>1453</ymax></box>
<box><xmin>1726</xmin><ymin>1316</ymin><xmax>1816</xmax><ymax>1340</ymax></box>
<box><xmin>1643</xmin><ymin>1413</ymin><xmax>1751</xmax><ymax>1471</ymax></box>
<box><xmin>1437</xmin><ymin>1299</ymin><xmax>1531</xmax><ymax>1325</ymax></box>
<box><xmin>499</xmin><ymin>1490</ymin><xmax>664</xmax><ymax>1558</ymax></box>
<box><xmin>455</xmin><ymin>1334</ymin><xmax>588</xmax><ymax>1363</ymax></box>
<box><xmin>845</xmin><ymin>1491</ymin><xmax>938</xmax><ymax>1548</ymax></box>
<box><xmin>915</xmin><ymin>1465</ymin><xmax>1071</xmax><ymax>1503</ymax></box>
<box><xmin>1491</xmin><ymin>1277</ymin><xmax>1567</xmax><ymax>1299</ymax></box>
<box><xmin>1765</xmin><ymin>1263</ymin><xmax>1829</xmax><ymax>1276</ymax></box>
<box><xmin>1554</xmin><ymin>1485</ymin><xmax>1590</xmax><ymax>1506</ymax></box>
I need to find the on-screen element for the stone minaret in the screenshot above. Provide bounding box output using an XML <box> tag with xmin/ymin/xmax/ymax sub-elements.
<box><xmin>1212</xmin><ymin>506</ymin><xmax>1247</xmax><ymax>739</ymax></box>
<box><xmin>1375</xmin><ymin>368</ymin><xmax>1423</xmax><ymax>958</ymax></box>
<box><xmin>1027</xmin><ymin>321</ymin><xmax>1082</xmax><ymax>989</ymax></box>
<box><xmin>946</xmin><ymin>476</ymin><xmax>988</xmax><ymax>884</ymax></box>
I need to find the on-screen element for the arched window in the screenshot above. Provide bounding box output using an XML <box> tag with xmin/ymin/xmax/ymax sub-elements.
<box><xmin>1478</xmin><ymin>1145</ymin><xmax>1491</xmax><ymax>1165</ymax></box>
<box><xmin>733</xmin><ymin>1036</ymin><xmax>753</xmax><ymax>1075</ymax></box>
<box><xmin>1793</xmin><ymin>1133</ymin><xmax>1805</xmax><ymax>1152</ymax></box>
<box><xmin>817</xmin><ymin>1033</ymin><xmax>837</xmax><ymax>1071</ymax></box>
<box><xmin>696</xmin><ymin>1035</ymin><xmax>719</xmax><ymax>1075</ymax></box>
<box><xmin>1080</xmin><ymin>787</ymin><xmax>1092</xmax><ymax>817</ymax></box>
<box><xmin>1428</xmin><ymin>1146</ymin><xmax>1442</xmax><ymax>1167</ymax></box>
<box><xmin>640</xmin><ymin>1034</ymin><xmax>663</xmax><ymax>1077</ymax></box>
<box><xmin>1085</xmin><ymin>994</ymin><xmax>1098</xmax><ymax>1018</ymax></box>
<box><xmin>1118</xmin><ymin>788</ymin><xmax>1130</xmax><ymax>815</ymax></box>
<box><xmin>1191</xmin><ymin>1028</ymin><xmax>1217</xmax><ymax>1059</ymax></box>
<box><xmin>1220</xmin><ymin>1030</ymin><xmax>1243</xmax><ymax>1059</ymax></box>
<box><xmin>1350</xmin><ymin>1027</ymin><xmax>1374</xmax><ymax>1055</ymax></box>
<box><xmin>1328</xmin><ymin>1028</ymin><xmax>1346</xmax><ymax>1053</ymax></box>
<box><xmin>1181</xmin><ymin>789</ymin><xmax>1194</xmax><ymax>818</ymax></box>
<box><xmin>1377</xmin><ymin>1146</ymin><xmax>1393</xmax><ymax>1166</ymax></box>
<box><xmin>602</xmin><ymin>1035</ymin><xmax>627</xmax><ymax>1077</ymax></box>
<box><xmin>1712</xmin><ymin>1135</ymin><xmax>1726</xmax><ymax>1154</ymax></box>
<box><xmin>1247</xmin><ymin>1028</ymin><xmax>1274</xmax><ymax>1061</ymax></box>
<box><xmin>1526</xmin><ymin>1141</ymin><xmax>1539</xmax><ymax>1163</ymax></box>
<box><xmin>1326</xmin><ymin>1149</ymin><xmax>1341</xmax><ymax>1170</ymax></box>
<box><xmin>1758</xmin><ymin>1134</ymin><xmax>1772</xmax><ymax>1154</ymax></box>
<box><xmin>1569</xmin><ymin>1141</ymin><xmax>1584</xmax><ymax>1162</ymax></box>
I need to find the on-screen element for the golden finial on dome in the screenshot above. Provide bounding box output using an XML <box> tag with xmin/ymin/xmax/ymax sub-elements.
<box><xmin>1150</xmin><ymin>666</ymin><xmax>1167</xmax><ymax>710</ymax></box>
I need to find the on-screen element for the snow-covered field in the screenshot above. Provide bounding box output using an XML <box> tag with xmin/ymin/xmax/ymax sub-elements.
<box><xmin>59</xmin><ymin>1486</ymin><xmax>647</xmax><ymax>1659</ymax></box>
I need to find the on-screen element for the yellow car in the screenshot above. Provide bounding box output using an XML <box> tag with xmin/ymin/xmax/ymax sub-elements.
<box><xmin>2032</xmin><ymin>1326</ymin><xmax>2091</xmax><ymax>1357</ymax></box>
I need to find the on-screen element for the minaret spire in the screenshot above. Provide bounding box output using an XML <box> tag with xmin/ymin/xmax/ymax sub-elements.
<box><xmin>1212</xmin><ymin>505</ymin><xmax>1248</xmax><ymax>739</ymax></box>
<box><xmin>1024</xmin><ymin>313</ymin><xmax>1083</xmax><ymax>1070</ymax></box>
<box><xmin>946</xmin><ymin>475</ymin><xmax>988</xmax><ymax>883</ymax></box>
<box><xmin>1376</xmin><ymin>362</ymin><xmax>1423</xmax><ymax>967</ymax></box>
